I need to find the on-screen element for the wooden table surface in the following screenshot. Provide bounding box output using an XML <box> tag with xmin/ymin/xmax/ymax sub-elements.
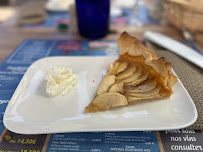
<box><xmin>0</xmin><ymin>10</ymin><xmax>185</xmax><ymax>64</ymax></box>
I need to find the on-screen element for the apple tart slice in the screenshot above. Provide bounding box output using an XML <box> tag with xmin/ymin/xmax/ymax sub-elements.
<box><xmin>85</xmin><ymin>32</ymin><xmax>177</xmax><ymax>112</ymax></box>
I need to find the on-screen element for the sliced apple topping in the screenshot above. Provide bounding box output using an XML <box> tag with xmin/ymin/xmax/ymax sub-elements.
<box><xmin>85</xmin><ymin>93</ymin><xmax>128</xmax><ymax>112</ymax></box>
<box><xmin>118</xmin><ymin>66</ymin><xmax>142</xmax><ymax>84</ymax></box>
<box><xmin>124</xmin><ymin>77</ymin><xmax>157</xmax><ymax>93</ymax></box>
<box><xmin>109</xmin><ymin>82</ymin><xmax>124</xmax><ymax>93</ymax></box>
<box><xmin>97</xmin><ymin>75</ymin><xmax>115</xmax><ymax>95</ymax></box>
<box><xmin>127</xmin><ymin>70</ymin><xmax>149</xmax><ymax>86</ymax></box>
<box><xmin>116</xmin><ymin>65</ymin><xmax>136</xmax><ymax>80</ymax></box>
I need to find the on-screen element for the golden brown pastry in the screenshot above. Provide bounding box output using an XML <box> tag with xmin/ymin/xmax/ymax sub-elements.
<box><xmin>85</xmin><ymin>32</ymin><xmax>177</xmax><ymax>112</ymax></box>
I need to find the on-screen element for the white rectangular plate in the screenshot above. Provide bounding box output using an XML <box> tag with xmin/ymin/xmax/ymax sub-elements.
<box><xmin>3</xmin><ymin>57</ymin><xmax>198</xmax><ymax>134</ymax></box>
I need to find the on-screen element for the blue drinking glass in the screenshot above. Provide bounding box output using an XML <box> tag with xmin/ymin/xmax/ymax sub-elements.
<box><xmin>76</xmin><ymin>0</ymin><xmax>110</xmax><ymax>39</ymax></box>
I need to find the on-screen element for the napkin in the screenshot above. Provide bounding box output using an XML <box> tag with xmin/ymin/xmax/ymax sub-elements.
<box><xmin>17</xmin><ymin>1</ymin><xmax>47</xmax><ymax>26</ymax></box>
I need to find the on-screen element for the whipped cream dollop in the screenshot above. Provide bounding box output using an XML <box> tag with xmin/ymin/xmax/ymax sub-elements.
<box><xmin>45</xmin><ymin>66</ymin><xmax>78</xmax><ymax>96</ymax></box>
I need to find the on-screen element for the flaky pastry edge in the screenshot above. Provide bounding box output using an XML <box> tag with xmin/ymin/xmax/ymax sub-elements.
<box><xmin>117</xmin><ymin>31</ymin><xmax>177</xmax><ymax>91</ymax></box>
